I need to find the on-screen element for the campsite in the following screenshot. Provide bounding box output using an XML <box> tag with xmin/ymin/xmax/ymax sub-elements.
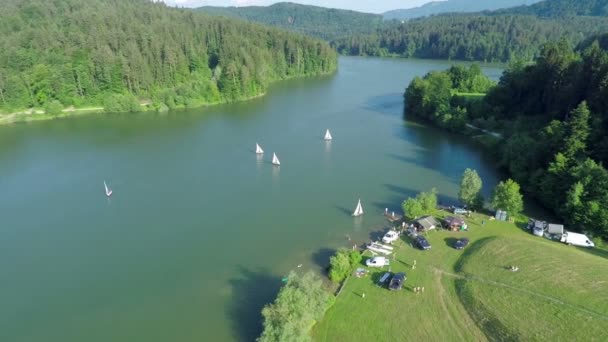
<box><xmin>314</xmin><ymin>212</ymin><xmax>608</xmax><ymax>341</ymax></box>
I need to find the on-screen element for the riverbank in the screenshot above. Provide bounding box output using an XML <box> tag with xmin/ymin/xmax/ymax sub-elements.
<box><xmin>0</xmin><ymin>92</ymin><xmax>265</xmax><ymax>126</ymax></box>
<box><xmin>0</xmin><ymin>69</ymin><xmax>337</xmax><ymax>126</ymax></box>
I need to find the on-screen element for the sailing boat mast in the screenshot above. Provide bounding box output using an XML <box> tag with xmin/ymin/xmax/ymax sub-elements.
<box><xmin>255</xmin><ymin>143</ymin><xmax>264</xmax><ymax>154</ymax></box>
<box><xmin>104</xmin><ymin>181</ymin><xmax>113</xmax><ymax>197</ymax></box>
<box><xmin>272</xmin><ymin>153</ymin><xmax>281</xmax><ymax>166</ymax></box>
<box><xmin>352</xmin><ymin>199</ymin><xmax>363</xmax><ymax>216</ymax></box>
<box><xmin>324</xmin><ymin>129</ymin><xmax>332</xmax><ymax>141</ymax></box>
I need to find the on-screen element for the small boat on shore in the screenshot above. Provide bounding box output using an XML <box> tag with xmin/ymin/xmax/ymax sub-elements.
<box><xmin>104</xmin><ymin>181</ymin><xmax>113</xmax><ymax>197</ymax></box>
<box><xmin>255</xmin><ymin>143</ymin><xmax>264</xmax><ymax>154</ymax></box>
<box><xmin>324</xmin><ymin>129</ymin><xmax>332</xmax><ymax>140</ymax></box>
<box><xmin>352</xmin><ymin>199</ymin><xmax>364</xmax><ymax>216</ymax></box>
<box><xmin>367</xmin><ymin>242</ymin><xmax>392</xmax><ymax>255</ymax></box>
<box><xmin>372</xmin><ymin>242</ymin><xmax>394</xmax><ymax>251</ymax></box>
<box><xmin>272</xmin><ymin>153</ymin><xmax>281</xmax><ymax>166</ymax></box>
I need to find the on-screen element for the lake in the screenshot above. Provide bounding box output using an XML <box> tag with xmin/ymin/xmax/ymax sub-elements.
<box><xmin>0</xmin><ymin>57</ymin><xmax>504</xmax><ymax>342</ymax></box>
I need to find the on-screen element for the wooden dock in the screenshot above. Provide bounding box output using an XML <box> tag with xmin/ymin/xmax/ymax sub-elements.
<box><xmin>384</xmin><ymin>211</ymin><xmax>403</xmax><ymax>223</ymax></box>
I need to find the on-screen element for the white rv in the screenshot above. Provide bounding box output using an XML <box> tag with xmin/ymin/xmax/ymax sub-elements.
<box><xmin>560</xmin><ymin>232</ymin><xmax>594</xmax><ymax>248</ymax></box>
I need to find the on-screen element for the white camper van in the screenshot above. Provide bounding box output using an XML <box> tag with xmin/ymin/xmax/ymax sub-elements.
<box><xmin>560</xmin><ymin>232</ymin><xmax>595</xmax><ymax>248</ymax></box>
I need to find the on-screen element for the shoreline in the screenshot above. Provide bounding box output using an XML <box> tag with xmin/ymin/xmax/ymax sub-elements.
<box><xmin>0</xmin><ymin>69</ymin><xmax>336</xmax><ymax>126</ymax></box>
<box><xmin>0</xmin><ymin>93</ymin><xmax>265</xmax><ymax>126</ymax></box>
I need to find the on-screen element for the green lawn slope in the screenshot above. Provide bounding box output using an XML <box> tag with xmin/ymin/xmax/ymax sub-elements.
<box><xmin>313</xmin><ymin>213</ymin><xmax>608</xmax><ymax>341</ymax></box>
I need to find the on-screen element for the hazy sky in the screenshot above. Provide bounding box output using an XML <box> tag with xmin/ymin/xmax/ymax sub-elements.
<box><xmin>161</xmin><ymin>0</ymin><xmax>435</xmax><ymax>13</ymax></box>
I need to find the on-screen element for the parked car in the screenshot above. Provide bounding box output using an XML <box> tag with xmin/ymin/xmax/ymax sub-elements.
<box><xmin>382</xmin><ymin>230</ymin><xmax>400</xmax><ymax>244</ymax></box>
<box><xmin>454</xmin><ymin>238</ymin><xmax>470</xmax><ymax>250</ymax></box>
<box><xmin>528</xmin><ymin>219</ymin><xmax>546</xmax><ymax>237</ymax></box>
<box><xmin>414</xmin><ymin>236</ymin><xmax>431</xmax><ymax>250</ymax></box>
<box><xmin>389</xmin><ymin>272</ymin><xmax>406</xmax><ymax>290</ymax></box>
<box><xmin>560</xmin><ymin>232</ymin><xmax>595</xmax><ymax>248</ymax></box>
<box><xmin>366</xmin><ymin>256</ymin><xmax>390</xmax><ymax>267</ymax></box>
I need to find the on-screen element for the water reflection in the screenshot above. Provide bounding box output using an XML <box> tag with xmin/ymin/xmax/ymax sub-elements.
<box><xmin>271</xmin><ymin>164</ymin><xmax>280</xmax><ymax>188</ymax></box>
<box><xmin>255</xmin><ymin>153</ymin><xmax>264</xmax><ymax>172</ymax></box>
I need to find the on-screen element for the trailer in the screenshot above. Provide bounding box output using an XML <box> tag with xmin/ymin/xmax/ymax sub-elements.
<box><xmin>560</xmin><ymin>232</ymin><xmax>594</xmax><ymax>248</ymax></box>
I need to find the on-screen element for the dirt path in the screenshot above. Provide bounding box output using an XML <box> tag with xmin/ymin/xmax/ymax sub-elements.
<box><xmin>432</xmin><ymin>269</ymin><xmax>486</xmax><ymax>341</ymax></box>
<box><xmin>434</xmin><ymin>268</ymin><xmax>608</xmax><ymax>321</ymax></box>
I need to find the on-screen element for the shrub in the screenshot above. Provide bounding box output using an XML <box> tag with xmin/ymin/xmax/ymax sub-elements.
<box><xmin>103</xmin><ymin>94</ymin><xmax>141</xmax><ymax>113</ymax></box>
<box><xmin>44</xmin><ymin>100</ymin><xmax>63</xmax><ymax>116</ymax></box>
<box><xmin>258</xmin><ymin>271</ymin><xmax>334</xmax><ymax>342</ymax></box>
<box><xmin>328</xmin><ymin>248</ymin><xmax>362</xmax><ymax>283</ymax></box>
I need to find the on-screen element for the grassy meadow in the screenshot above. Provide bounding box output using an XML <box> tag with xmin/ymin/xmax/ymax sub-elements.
<box><xmin>313</xmin><ymin>211</ymin><xmax>608</xmax><ymax>341</ymax></box>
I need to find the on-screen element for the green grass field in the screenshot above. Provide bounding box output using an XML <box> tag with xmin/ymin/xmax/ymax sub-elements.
<box><xmin>313</xmin><ymin>212</ymin><xmax>608</xmax><ymax>341</ymax></box>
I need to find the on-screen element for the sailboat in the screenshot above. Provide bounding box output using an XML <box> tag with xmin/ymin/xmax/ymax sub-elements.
<box><xmin>255</xmin><ymin>143</ymin><xmax>264</xmax><ymax>154</ymax></box>
<box><xmin>272</xmin><ymin>153</ymin><xmax>281</xmax><ymax>166</ymax></box>
<box><xmin>352</xmin><ymin>199</ymin><xmax>364</xmax><ymax>216</ymax></box>
<box><xmin>104</xmin><ymin>181</ymin><xmax>113</xmax><ymax>197</ymax></box>
<box><xmin>324</xmin><ymin>129</ymin><xmax>332</xmax><ymax>141</ymax></box>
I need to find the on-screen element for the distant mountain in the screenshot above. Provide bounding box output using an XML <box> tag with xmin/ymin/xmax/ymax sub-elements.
<box><xmin>383</xmin><ymin>0</ymin><xmax>541</xmax><ymax>20</ymax></box>
<box><xmin>197</xmin><ymin>2</ymin><xmax>383</xmax><ymax>41</ymax></box>
<box><xmin>496</xmin><ymin>0</ymin><xmax>608</xmax><ymax>17</ymax></box>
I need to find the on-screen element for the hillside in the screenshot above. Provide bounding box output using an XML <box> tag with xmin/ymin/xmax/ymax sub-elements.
<box><xmin>196</xmin><ymin>2</ymin><xmax>383</xmax><ymax>41</ymax></box>
<box><xmin>496</xmin><ymin>0</ymin><xmax>608</xmax><ymax>17</ymax></box>
<box><xmin>383</xmin><ymin>0</ymin><xmax>541</xmax><ymax>21</ymax></box>
<box><xmin>0</xmin><ymin>0</ymin><xmax>337</xmax><ymax>115</ymax></box>
<box><xmin>335</xmin><ymin>14</ymin><xmax>608</xmax><ymax>62</ymax></box>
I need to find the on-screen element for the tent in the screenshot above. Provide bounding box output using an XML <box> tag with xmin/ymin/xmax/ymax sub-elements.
<box><xmin>415</xmin><ymin>216</ymin><xmax>440</xmax><ymax>231</ymax></box>
<box><xmin>444</xmin><ymin>216</ymin><xmax>466</xmax><ymax>231</ymax></box>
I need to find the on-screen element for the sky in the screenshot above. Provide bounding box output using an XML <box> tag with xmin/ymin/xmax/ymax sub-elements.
<box><xmin>160</xmin><ymin>0</ymin><xmax>435</xmax><ymax>14</ymax></box>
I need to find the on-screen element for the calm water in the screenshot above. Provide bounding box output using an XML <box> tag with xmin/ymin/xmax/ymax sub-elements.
<box><xmin>0</xmin><ymin>57</ymin><xmax>504</xmax><ymax>342</ymax></box>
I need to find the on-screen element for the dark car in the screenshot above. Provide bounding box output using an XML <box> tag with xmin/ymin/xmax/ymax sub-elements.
<box><xmin>388</xmin><ymin>272</ymin><xmax>406</xmax><ymax>290</ymax></box>
<box><xmin>415</xmin><ymin>236</ymin><xmax>431</xmax><ymax>250</ymax></box>
<box><xmin>454</xmin><ymin>238</ymin><xmax>470</xmax><ymax>250</ymax></box>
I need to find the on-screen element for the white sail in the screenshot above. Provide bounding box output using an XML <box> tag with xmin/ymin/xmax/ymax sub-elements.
<box><xmin>255</xmin><ymin>143</ymin><xmax>264</xmax><ymax>154</ymax></box>
<box><xmin>352</xmin><ymin>199</ymin><xmax>364</xmax><ymax>216</ymax></box>
<box><xmin>104</xmin><ymin>181</ymin><xmax>113</xmax><ymax>197</ymax></box>
<box><xmin>272</xmin><ymin>153</ymin><xmax>281</xmax><ymax>166</ymax></box>
<box><xmin>324</xmin><ymin>129</ymin><xmax>332</xmax><ymax>140</ymax></box>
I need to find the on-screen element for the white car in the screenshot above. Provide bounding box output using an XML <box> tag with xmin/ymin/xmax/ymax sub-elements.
<box><xmin>366</xmin><ymin>256</ymin><xmax>390</xmax><ymax>267</ymax></box>
<box><xmin>382</xmin><ymin>230</ymin><xmax>400</xmax><ymax>244</ymax></box>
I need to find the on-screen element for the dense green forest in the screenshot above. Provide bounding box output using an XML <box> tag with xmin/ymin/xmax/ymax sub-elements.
<box><xmin>334</xmin><ymin>14</ymin><xmax>608</xmax><ymax>62</ymax></box>
<box><xmin>0</xmin><ymin>0</ymin><xmax>337</xmax><ymax>114</ymax></box>
<box><xmin>197</xmin><ymin>2</ymin><xmax>383</xmax><ymax>41</ymax></box>
<box><xmin>404</xmin><ymin>39</ymin><xmax>608</xmax><ymax>239</ymax></box>
<box><xmin>195</xmin><ymin>1</ymin><xmax>608</xmax><ymax>63</ymax></box>
<box><xmin>496</xmin><ymin>0</ymin><xmax>608</xmax><ymax>17</ymax></box>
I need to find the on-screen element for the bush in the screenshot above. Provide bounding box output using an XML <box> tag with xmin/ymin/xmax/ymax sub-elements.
<box><xmin>258</xmin><ymin>271</ymin><xmax>334</xmax><ymax>342</ymax></box>
<box><xmin>103</xmin><ymin>94</ymin><xmax>141</xmax><ymax>113</ymax></box>
<box><xmin>44</xmin><ymin>100</ymin><xmax>63</xmax><ymax>116</ymax></box>
<box><xmin>328</xmin><ymin>248</ymin><xmax>362</xmax><ymax>283</ymax></box>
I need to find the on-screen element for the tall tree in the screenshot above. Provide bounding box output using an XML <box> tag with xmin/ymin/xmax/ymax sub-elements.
<box><xmin>491</xmin><ymin>179</ymin><xmax>524</xmax><ymax>216</ymax></box>
<box><xmin>458</xmin><ymin>169</ymin><xmax>483</xmax><ymax>209</ymax></box>
<box><xmin>562</xmin><ymin>101</ymin><xmax>591</xmax><ymax>161</ymax></box>
<box><xmin>402</xmin><ymin>197</ymin><xmax>424</xmax><ymax>221</ymax></box>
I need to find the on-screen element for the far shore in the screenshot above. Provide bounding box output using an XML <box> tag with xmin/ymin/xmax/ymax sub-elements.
<box><xmin>0</xmin><ymin>93</ymin><xmax>264</xmax><ymax>126</ymax></box>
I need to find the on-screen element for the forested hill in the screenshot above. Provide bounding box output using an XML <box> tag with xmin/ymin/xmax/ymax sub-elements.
<box><xmin>196</xmin><ymin>2</ymin><xmax>383</xmax><ymax>41</ymax></box>
<box><xmin>336</xmin><ymin>0</ymin><xmax>608</xmax><ymax>62</ymax></box>
<box><xmin>383</xmin><ymin>0</ymin><xmax>541</xmax><ymax>21</ymax></box>
<box><xmin>404</xmin><ymin>39</ymin><xmax>608</xmax><ymax>239</ymax></box>
<box><xmin>495</xmin><ymin>0</ymin><xmax>608</xmax><ymax>17</ymax></box>
<box><xmin>335</xmin><ymin>14</ymin><xmax>608</xmax><ymax>62</ymax></box>
<box><xmin>0</xmin><ymin>0</ymin><xmax>337</xmax><ymax>114</ymax></box>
